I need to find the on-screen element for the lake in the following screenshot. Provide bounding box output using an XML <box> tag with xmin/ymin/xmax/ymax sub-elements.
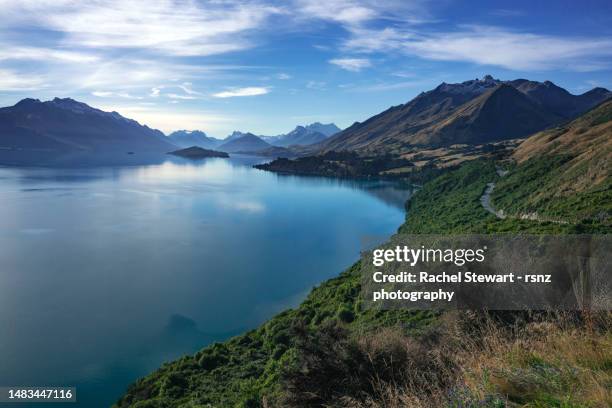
<box><xmin>0</xmin><ymin>153</ymin><xmax>410</xmax><ymax>407</ymax></box>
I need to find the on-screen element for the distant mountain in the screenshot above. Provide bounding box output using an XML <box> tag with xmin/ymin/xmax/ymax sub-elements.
<box><xmin>262</xmin><ymin>122</ymin><xmax>341</xmax><ymax>147</ymax></box>
<box><xmin>316</xmin><ymin>76</ymin><xmax>611</xmax><ymax>153</ymax></box>
<box><xmin>303</xmin><ymin>122</ymin><xmax>341</xmax><ymax>137</ymax></box>
<box><xmin>273</xmin><ymin>126</ymin><xmax>328</xmax><ymax>147</ymax></box>
<box><xmin>217</xmin><ymin>133</ymin><xmax>271</xmax><ymax>153</ymax></box>
<box><xmin>225</xmin><ymin>131</ymin><xmax>249</xmax><ymax>141</ymax></box>
<box><xmin>0</xmin><ymin>98</ymin><xmax>177</xmax><ymax>152</ymax></box>
<box><xmin>223</xmin><ymin>124</ymin><xmax>340</xmax><ymax>150</ymax></box>
<box><xmin>167</xmin><ymin>130</ymin><xmax>222</xmax><ymax>149</ymax></box>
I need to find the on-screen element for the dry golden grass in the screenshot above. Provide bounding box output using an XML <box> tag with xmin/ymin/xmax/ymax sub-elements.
<box><xmin>400</xmin><ymin>148</ymin><xmax>451</xmax><ymax>160</ymax></box>
<box><xmin>437</xmin><ymin>154</ymin><xmax>481</xmax><ymax>168</ymax></box>
<box><xmin>512</xmin><ymin>100</ymin><xmax>612</xmax><ymax>194</ymax></box>
<box><xmin>459</xmin><ymin>314</ymin><xmax>611</xmax><ymax>407</ymax></box>
<box><xmin>339</xmin><ymin>312</ymin><xmax>611</xmax><ymax>408</ymax></box>
<box><xmin>382</xmin><ymin>166</ymin><xmax>416</xmax><ymax>175</ymax></box>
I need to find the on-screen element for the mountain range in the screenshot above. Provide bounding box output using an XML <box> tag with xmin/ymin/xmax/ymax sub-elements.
<box><xmin>315</xmin><ymin>75</ymin><xmax>611</xmax><ymax>154</ymax></box>
<box><xmin>0</xmin><ymin>97</ymin><xmax>339</xmax><ymax>154</ymax></box>
<box><xmin>167</xmin><ymin>130</ymin><xmax>223</xmax><ymax>150</ymax></box>
<box><xmin>217</xmin><ymin>133</ymin><xmax>272</xmax><ymax>153</ymax></box>
<box><xmin>221</xmin><ymin>123</ymin><xmax>340</xmax><ymax>151</ymax></box>
<box><xmin>2</xmin><ymin>77</ymin><xmax>608</xmax><ymax>157</ymax></box>
<box><xmin>167</xmin><ymin>123</ymin><xmax>340</xmax><ymax>153</ymax></box>
<box><xmin>260</xmin><ymin>123</ymin><xmax>341</xmax><ymax>147</ymax></box>
<box><xmin>0</xmin><ymin>98</ymin><xmax>177</xmax><ymax>152</ymax></box>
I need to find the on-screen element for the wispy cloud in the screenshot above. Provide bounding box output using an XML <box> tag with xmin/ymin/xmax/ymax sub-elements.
<box><xmin>0</xmin><ymin>69</ymin><xmax>46</xmax><ymax>91</ymax></box>
<box><xmin>77</xmin><ymin>59</ymin><xmax>201</xmax><ymax>89</ymax></box>
<box><xmin>296</xmin><ymin>1</ymin><xmax>612</xmax><ymax>73</ymax></box>
<box><xmin>277</xmin><ymin>73</ymin><xmax>292</xmax><ymax>80</ymax></box>
<box><xmin>406</xmin><ymin>26</ymin><xmax>612</xmax><ymax>71</ymax></box>
<box><xmin>92</xmin><ymin>91</ymin><xmax>142</xmax><ymax>99</ymax></box>
<box><xmin>212</xmin><ymin>87</ymin><xmax>269</xmax><ymax>98</ymax></box>
<box><xmin>0</xmin><ymin>0</ymin><xmax>280</xmax><ymax>97</ymax></box>
<box><xmin>344</xmin><ymin>27</ymin><xmax>409</xmax><ymax>52</ymax></box>
<box><xmin>178</xmin><ymin>82</ymin><xmax>201</xmax><ymax>95</ymax></box>
<box><xmin>0</xmin><ymin>46</ymin><xmax>99</xmax><ymax>63</ymax></box>
<box><xmin>490</xmin><ymin>9</ymin><xmax>525</xmax><ymax>17</ymax></box>
<box><xmin>343</xmin><ymin>25</ymin><xmax>612</xmax><ymax>71</ymax></box>
<box><xmin>166</xmin><ymin>93</ymin><xmax>198</xmax><ymax>100</ymax></box>
<box><xmin>0</xmin><ymin>0</ymin><xmax>280</xmax><ymax>57</ymax></box>
<box><xmin>297</xmin><ymin>0</ymin><xmax>377</xmax><ymax>25</ymax></box>
<box><xmin>329</xmin><ymin>57</ymin><xmax>371</xmax><ymax>71</ymax></box>
<box><xmin>295</xmin><ymin>0</ymin><xmax>430</xmax><ymax>26</ymax></box>
<box><xmin>354</xmin><ymin>79</ymin><xmax>435</xmax><ymax>92</ymax></box>
<box><xmin>306</xmin><ymin>80</ymin><xmax>327</xmax><ymax>90</ymax></box>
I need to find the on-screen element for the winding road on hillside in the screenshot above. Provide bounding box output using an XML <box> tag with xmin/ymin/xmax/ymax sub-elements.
<box><xmin>481</xmin><ymin>167</ymin><xmax>568</xmax><ymax>224</ymax></box>
<box><xmin>480</xmin><ymin>168</ymin><xmax>508</xmax><ymax>219</ymax></box>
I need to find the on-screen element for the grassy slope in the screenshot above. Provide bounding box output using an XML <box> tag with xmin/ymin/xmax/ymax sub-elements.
<box><xmin>491</xmin><ymin>100</ymin><xmax>612</xmax><ymax>228</ymax></box>
<box><xmin>400</xmin><ymin>160</ymin><xmax>589</xmax><ymax>235</ymax></box>
<box><xmin>116</xmin><ymin>154</ymin><xmax>609</xmax><ymax>407</ymax></box>
<box><xmin>454</xmin><ymin>315</ymin><xmax>612</xmax><ymax>408</ymax></box>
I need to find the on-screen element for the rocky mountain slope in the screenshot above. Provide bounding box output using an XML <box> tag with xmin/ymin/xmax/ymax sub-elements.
<box><xmin>0</xmin><ymin>98</ymin><xmax>177</xmax><ymax>152</ymax></box>
<box><xmin>317</xmin><ymin>76</ymin><xmax>610</xmax><ymax>154</ymax></box>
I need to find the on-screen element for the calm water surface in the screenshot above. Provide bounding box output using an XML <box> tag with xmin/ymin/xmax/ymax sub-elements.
<box><xmin>0</xmin><ymin>153</ymin><xmax>410</xmax><ymax>407</ymax></box>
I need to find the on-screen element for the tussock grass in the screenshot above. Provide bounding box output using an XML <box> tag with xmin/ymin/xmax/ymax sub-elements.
<box><xmin>282</xmin><ymin>312</ymin><xmax>612</xmax><ymax>408</ymax></box>
<box><xmin>460</xmin><ymin>313</ymin><xmax>612</xmax><ymax>408</ymax></box>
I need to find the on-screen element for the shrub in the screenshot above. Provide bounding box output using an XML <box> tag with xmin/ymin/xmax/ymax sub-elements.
<box><xmin>336</xmin><ymin>306</ymin><xmax>355</xmax><ymax>323</ymax></box>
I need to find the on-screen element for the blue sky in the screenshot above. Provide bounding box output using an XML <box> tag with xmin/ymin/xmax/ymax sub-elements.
<box><xmin>1</xmin><ymin>0</ymin><xmax>611</xmax><ymax>137</ymax></box>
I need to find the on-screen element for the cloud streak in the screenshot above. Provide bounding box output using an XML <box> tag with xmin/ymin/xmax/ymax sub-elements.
<box><xmin>0</xmin><ymin>0</ymin><xmax>280</xmax><ymax>57</ymax></box>
<box><xmin>405</xmin><ymin>26</ymin><xmax>612</xmax><ymax>71</ymax></box>
<box><xmin>299</xmin><ymin>1</ymin><xmax>612</xmax><ymax>72</ymax></box>
<box><xmin>166</xmin><ymin>93</ymin><xmax>198</xmax><ymax>100</ymax></box>
<box><xmin>344</xmin><ymin>25</ymin><xmax>612</xmax><ymax>71</ymax></box>
<box><xmin>295</xmin><ymin>0</ymin><xmax>430</xmax><ymax>26</ymax></box>
<box><xmin>92</xmin><ymin>91</ymin><xmax>143</xmax><ymax>99</ymax></box>
<box><xmin>212</xmin><ymin>87</ymin><xmax>269</xmax><ymax>98</ymax></box>
<box><xmin>0</xmin><ymin>69</ymin><xmax>47</xmax><ymax>91</ymax></box>
<box><xmin>0</xmin><ymin>46</ymin><xmax>99</xmax><ymax>63</ymax></box>
<box><xmin>329</xmin><ymin>57</ymin><xmax>371</xmax><ymax>71</ymax></box>
<box><xmin>0</xmin><ymin>0</ymin><xmax>281</xmax><ymax>95</ymax></box>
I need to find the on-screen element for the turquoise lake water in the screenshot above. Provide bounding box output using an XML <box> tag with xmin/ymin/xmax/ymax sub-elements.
<box><xmin>0</xmin><ymin>153</ymin><xmax>409</xmax><ymax>407</ymax></box>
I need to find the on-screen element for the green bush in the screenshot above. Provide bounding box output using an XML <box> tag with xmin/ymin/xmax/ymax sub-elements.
<box><xmin>336</xmin><ymin>306</ymin><xmax>355</xmax><ymax>323</ymax></box>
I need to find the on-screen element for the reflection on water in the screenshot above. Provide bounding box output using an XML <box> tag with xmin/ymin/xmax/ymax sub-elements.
<box><xmin>272</xmin><ymin>173</ymin><xmax>412</xmax><ymax>210</ymax></box>
<box><xmin>0</xmin><ymin>153</ymin><xmax>411</xmax><ymax>408</ymax></box>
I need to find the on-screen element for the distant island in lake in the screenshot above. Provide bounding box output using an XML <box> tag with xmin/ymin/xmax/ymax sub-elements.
<box><xmin>168</xmin><ymin>146</ymin><xmax>229</xmax><ymax>159</ymax></box>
